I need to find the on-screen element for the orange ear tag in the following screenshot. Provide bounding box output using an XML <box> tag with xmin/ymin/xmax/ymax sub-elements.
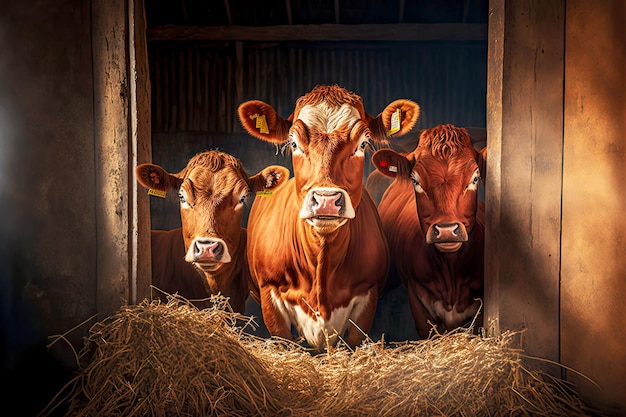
<box><xmin>255</xmin><ymin>114</ymin><xmax>269</xmax><ymax>134</ymax></box>
<box><xmin>386</xmin><ymin>108</ymin><xmax>401</xmax><ymax>137</ymax></box>
<box><xmin>148</xmin><ymin>189</ymin><xmax>167</xmax><ymax>198</ymax></box>
<box><xmin>256</xmin><ymin>190</ymin><xmax>273</xmax><ymax>197</ymax></box>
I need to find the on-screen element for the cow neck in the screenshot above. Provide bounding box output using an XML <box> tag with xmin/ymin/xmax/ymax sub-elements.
<box><xmin>426</xmin><ymin>230</ymin><xmax>482</xmax><ymax>287</ymax></box>
<box><xmin>296</xmin><ymin>219</ymin><xmax>351</xmax><ymax>317</ymax></box>
<box><xmin>296</xmin><ymin>219</ymin><xmax>351</xmax><ymax>266</ymax></box>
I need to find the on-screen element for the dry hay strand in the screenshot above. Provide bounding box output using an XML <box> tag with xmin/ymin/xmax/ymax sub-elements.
<box><xmin>311</xmin><ymin>329</ymin><xmax>602</xmax><ymax>417</ymax></box>
<box><xmin>42</xmin><ymin>295</ymin><xmax>605</xmax><ymax>417</ymax></box>
<box><xmin>51</xmin><ymin>295</ymin><xmax>320</xmax><ymax>417</ymax></box>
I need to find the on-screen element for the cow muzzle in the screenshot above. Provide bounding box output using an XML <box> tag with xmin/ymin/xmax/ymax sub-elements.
<box><xmin>299</xmin><ymin>188</ymin><xmax>356</xmax><ymax>228</ymax></box>
<box><xmin>426</xmin><ymin>222</ymin><xmax>468</xmax><ymax>253</ymax></box>
<box><xmin>185</xmin><ymin>237</ymin><xmax>231</xmax><ymax>269</ymax></box>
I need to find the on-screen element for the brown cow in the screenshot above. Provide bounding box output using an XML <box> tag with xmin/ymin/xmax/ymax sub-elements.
<box><xmin>238</xmin><ymin>85</ymin><xmax>420</xmax><ymax>351</ymax></box>
<box><xmin>136</xmin><ymin>150</ymin><xmax>289</xmax><ymax>313</ymax></box>
<box><xmin>372</xmin><ymin>124</ymin><xmax>486</xmax><ymax>338</ymax></box>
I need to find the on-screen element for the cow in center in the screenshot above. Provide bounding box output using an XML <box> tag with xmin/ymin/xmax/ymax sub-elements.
<box><xmin>238</xmin><ymin>84</ymin><xmax>420</xmax><ymax>351</ymax></box>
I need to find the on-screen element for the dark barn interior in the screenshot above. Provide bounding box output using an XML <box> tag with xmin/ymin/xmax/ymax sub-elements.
<box><xmin>144</xmin><ymin>0</ymin><xmax>489</xmax><ymax>230</ymax></box>
<box><xmin>1</xmin><ymin>0</ymin><xmax>625</xmax><ymax>416</ymax></box>
<box><xmin>142</xmin><ymin>0</ymin><xmax>489</xmax><ymax>343</ymax></box>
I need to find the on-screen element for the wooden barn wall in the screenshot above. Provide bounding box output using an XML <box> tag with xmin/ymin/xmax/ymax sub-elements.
<box><xmin>146</xmin><ymin>40</ymin><xmax>487</xmax><ymax>231</ymax></box>
<box><xmin>561</xmin><ymin>0</ymin><xmax>626</xmax><ymax>413</ymax></box>
<box><xmin>0</xmin><ymin>2</ymin><xmax>97</xmax><ymax>414</ymax></box>
<box><xmin>1</xmin><ymin>0</ymin><xmax>151</xmax><ymax>415</ymax></box>
<box><xmin>487</xmin><ymin>0</ymin><xmax>626</xmax><ymax>413</ymax></box>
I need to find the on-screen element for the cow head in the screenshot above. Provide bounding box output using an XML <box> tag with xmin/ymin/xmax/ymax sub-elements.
<box><xmin>373</xmin><ymin>124</ymin><xmax>487</xmax><ymax>252</ymax></box>
<box><xmin>238</xmin><ymin>85</ymin><xmax>420</xmax><ymax>234</ymax></box>
<box><xmin>136</xmin><ymin>151</ymin><xmax>289</xmax><ymax>270</ymax></box>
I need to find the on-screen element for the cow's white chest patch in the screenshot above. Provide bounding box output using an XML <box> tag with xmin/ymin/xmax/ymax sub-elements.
<box><xmin>270</xmin><ymin>290</ymin><xmax>369</xmax><ymax>350</ymax></box>
<box><xmin>297</xmin><ymin>103</ymin><xmax>360</xmax><ymax>133</ymax></box>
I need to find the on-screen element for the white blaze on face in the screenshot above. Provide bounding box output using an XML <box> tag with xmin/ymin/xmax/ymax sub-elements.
<box><xmin>295</xmin><ymin>103</ymin><xmax>361</xmax><ymax>225</ymax></box>
<box><xmin>296</xmin><ymin>103</ymin><xmax>360</xmax><ymax>133</ymax></box>
<box><xmin>270</xmin><ymin>290</ymin><xmax>370</xmax><ymax>350</ymax></box>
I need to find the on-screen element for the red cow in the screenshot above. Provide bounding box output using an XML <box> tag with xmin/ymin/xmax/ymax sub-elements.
<box><xmin>238</xmin><ymin>85</ymin><xmax>420</xmax><ymax>350</ymax></box>
<box><xmin>372</xmin><ymin>124</ymin><xmax>486</xmax><ymax>338</ymax></box>
<box><xmin>136</xmin><ymin>150</ymin><xmax>289</xmax><ymax>313</ymax></box>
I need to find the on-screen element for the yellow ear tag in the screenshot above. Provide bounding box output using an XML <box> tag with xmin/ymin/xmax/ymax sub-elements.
<box><xmin>386</xmin><ymin>108</ymin><xmax>401</xmax><ymax>137</ymax></box>
<box><xmin>148</xmin><ymin>189</ymin><xmax>167</xmax><ymax>198</ymax></box>
<box><xmin>255</xmin><ymin>114</ymin><xmax>269</xmax><ymax>134</ymax></box>
<box><xmin>256</xmin><ymin>190</ymin><xmax>273</xmax><ymax>197</ymax></box>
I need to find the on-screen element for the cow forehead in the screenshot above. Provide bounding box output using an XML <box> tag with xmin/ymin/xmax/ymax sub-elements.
<box><xmin>296</xmin><ymin>103</ymin><xmax>361</xmax><ymax>134</ymax></box>
<box><xmin>414</xmin><ymin>151</ymin><xmax>478</xmax><ymax>180</ymax></box>
<box><xmin>184</xmin><ymin>165</ymin><xmax>248</xmax><ymax>195</ymax></box>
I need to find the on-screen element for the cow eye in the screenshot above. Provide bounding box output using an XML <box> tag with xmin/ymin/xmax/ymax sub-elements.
<box><xmin>410</xmin><ymin>172</ymin><xmax>424</xmax><ymax>193</ymax></box>
<box><xmin>236</xmin><ymin>192</ymin><xmax>251</xmax><ymax>208</ymax></box>
<box><xmin>287</xmin><ymin>134</ymin><xmax>304</xmax><ymax>155</ymax></box>
<box><xmin>178</xmin><ymin>189</ymin><xmax>192</xmax><ymax>208</ymax></box>
<box><xmin>354</xmin><ymin>135</ymin><xmax>372</xmax><ymax>156</ymax></box>
<box><xmin>356</xmin><ymin>140</ymin><xmax>371</xmax><ymax>153</ymax></box>
<box><xmin>466</xmin><ymin>168</ymin><xmax>481</xmax><ymax>191</ymax></box>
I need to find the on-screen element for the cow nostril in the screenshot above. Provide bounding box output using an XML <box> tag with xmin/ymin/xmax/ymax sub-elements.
<box><xmin>195</xmin><ymin>240</ymin><xmax>221</xmax><ymax>255</ymax></box>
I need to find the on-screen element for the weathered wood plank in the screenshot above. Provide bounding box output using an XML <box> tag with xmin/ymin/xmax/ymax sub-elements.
<box><xmin>561</xmin><ymin>0</ymin><xmax>626</xmax><ymax>412</ymax></box>
<box><xmin>147</xmin><ymin>23</ymin><xmax>487</xmax><ymax>41</ymax></box>
<box><xmin>129</xmin><ymin>0</ymin><xmax>152</xmax><ymax>303</ymax></box>
<box><xmin>92</xmin><ymin>0</ymin><xmax>131</xmax><ymax>315</ymax></box>
<box><xmin>485</xmin><ymin>0</ymin><xmax>564</xmax><ymax>373</ymax></box>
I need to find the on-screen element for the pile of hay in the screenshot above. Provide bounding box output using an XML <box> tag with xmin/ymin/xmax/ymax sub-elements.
<box><xmin>42</xmin><ymin>296</ymin><xmax>603</xmax><ymax>417</ymax></box>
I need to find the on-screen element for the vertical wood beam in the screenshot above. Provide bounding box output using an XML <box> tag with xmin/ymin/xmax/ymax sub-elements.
<box><xmin>92</xmin><ymin>0</ymin><xmax>131</xmax><ymax>315</ymax></box>
<box><xmin>285</xmin><ymin>0</ymin><xmax>292</xmax><ymax>25</ymax></box>
<box><xmin>485</xmin><ymin>0</ymin><xmax>564</xmax><ymax>373</ymax></box>
<box><xmin>92</xmin><ymin>0</ymin><xmax>151</xmax><ymax>312</ymax></box>
<box><xmin>224</xmin><ymin>0</ymin><xmax>232</xmax><ymax>25</ymax></box>
<box><xmin>129</xmin><ymin>0</ymin><xmax>152</xmax><ymax>303</ymax></box>
<box><xmin>485</xmin><ymin>0</ymin><xmax>504</xmax><ymax>338</ymax></box>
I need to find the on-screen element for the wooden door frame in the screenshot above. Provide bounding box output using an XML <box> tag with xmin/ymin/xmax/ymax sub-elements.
<box><xmin>92</xmin><ymin>0</ymin><xmax>151</xmax><ymax>315</ymax></box>
<box><xmin>484</xmin><ymin>0</ymin><xmax>564</xmax><ymax>373</ymax></box>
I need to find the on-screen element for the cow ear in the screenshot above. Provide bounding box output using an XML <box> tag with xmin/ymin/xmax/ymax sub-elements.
<box><xmin>248</xmin><ymin>165</ymin><xmax>290</xmax><ymax>194</ymax></box>
<box><xmin>238</xmin><ymin>100</ymin><xmax>292</xmax><ymax>144</ymax></box>
<box><xmin>136</xmin><ymin>163</ymin><xmax>180</xmax><ymax>192</ymax></box>
<box><xmin>368</xmin><ymin>99</ymin><xmax>420</xmax><ymax>142</ymax></box>
<box><xmin>477</xmin><ymin>146</ymin><xmax>487</xmax><ymax>181</ymax></box>
<box><xmin>372</xmin><ymin>149</ymin><xmax>412</xmax><ymax>179</ymax></box>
